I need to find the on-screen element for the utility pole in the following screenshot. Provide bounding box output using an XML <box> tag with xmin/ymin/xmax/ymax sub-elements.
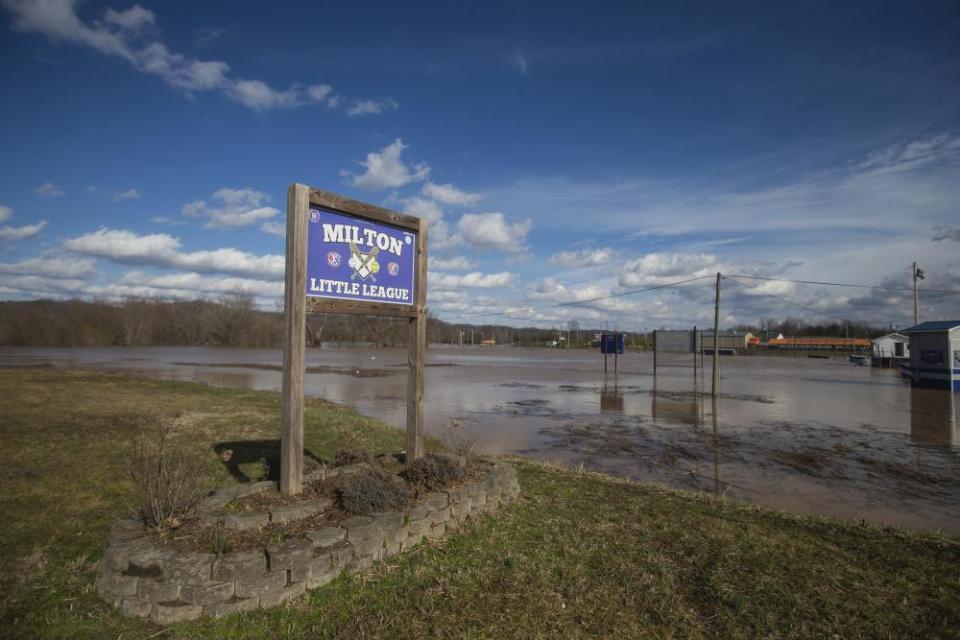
<box><xmin>712</xmin><ymin>272</ymin><xmax>721</xmax><ymax>398</ymax></box>
<box><xmin>912</xmin><ymin>262</ymin><xmax>924</xmax><ymax>326</ymax></box>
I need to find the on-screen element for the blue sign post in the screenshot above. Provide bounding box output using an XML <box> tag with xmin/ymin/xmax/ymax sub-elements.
<box><xmin>281</xmin><ymin>185</ymin><xmax>427</xmax><ymax>495</ymax></box>
<box><xmin>600</xmin><ymin>331</ymin><xmax>625</xmax><ymax>375</ymax></box>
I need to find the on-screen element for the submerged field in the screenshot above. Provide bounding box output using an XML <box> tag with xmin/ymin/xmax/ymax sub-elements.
<box><xmin>1</xmin><ymin>368</ymin><xmax>958</xmax><ymax>639</ymax></box>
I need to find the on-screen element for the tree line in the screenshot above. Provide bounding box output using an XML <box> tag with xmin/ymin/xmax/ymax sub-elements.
<box><xmin>0</xmin><ymin>295</ymin><xmax>568</xmax><ymax>348</ymax></box>
<box><xmin>0</xmin><ymin>297</ymin><xmax>890</xmax><ymax>348</ymax></box>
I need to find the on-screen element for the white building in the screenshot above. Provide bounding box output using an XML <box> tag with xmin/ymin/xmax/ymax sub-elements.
<box><xmin>871</xmin><ymin>333</ymin><xmax>909</xmax><ymax>366</ymax></box>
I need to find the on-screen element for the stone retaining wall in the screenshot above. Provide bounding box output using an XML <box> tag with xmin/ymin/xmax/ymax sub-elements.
<box><xmin>97</xmin><ymin>462</ymin><xmax>520</xmax><ymax>625</ymax></box>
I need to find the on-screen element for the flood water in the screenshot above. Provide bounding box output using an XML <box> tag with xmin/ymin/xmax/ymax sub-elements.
<box><xmin>3</xmin><ymin>345</ymin><xmax>959</xmax><ymax>533</ymax></box>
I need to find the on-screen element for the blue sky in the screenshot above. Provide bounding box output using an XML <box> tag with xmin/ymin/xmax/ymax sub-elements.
<box><xmin>1</xmin><ymin>0</ymin><xmax>959</xmax><ymax>330</ymax></box>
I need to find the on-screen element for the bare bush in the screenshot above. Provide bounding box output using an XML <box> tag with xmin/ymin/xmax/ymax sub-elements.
<box><xmin>401</xmin><ymin>453</ymin><xmax>466</xmax><ymax>492</ymax></box>
<box><xmin>126</xmin><ymin>419</ymin><xmax>205</xmax><ymax>529</ymax></box>
<box><xmin>326</xmin><ymin>467</ymin><xmax>410</xmax><ymax>516</ymax></box>
<box><xmin>441</xmin><ymin>418</ymin><xmax>479</xmax><ymax>458</ymax></box>
<box><xmin>333</xmin><ymin>448</ymin><xmax>372</xmax><ymax>467</ymax></box>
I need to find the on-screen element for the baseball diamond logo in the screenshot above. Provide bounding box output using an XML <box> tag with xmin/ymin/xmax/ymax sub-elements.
<box><xmin>348</xmin><ymin>243</ymin><xmax>380</xmax><ymax>281</ymax></box>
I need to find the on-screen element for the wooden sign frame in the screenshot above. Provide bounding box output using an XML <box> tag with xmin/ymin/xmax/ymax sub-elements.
<box><xmin>281</xmin><ymin>184</ymin><xmax>428</xmax><ymax>495</ymax></box>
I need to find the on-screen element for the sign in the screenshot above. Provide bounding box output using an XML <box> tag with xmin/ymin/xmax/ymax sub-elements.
<box><xmin>281</xmin><ymin>185</ymin><xmax>427</xmax><ymax>496</ymax></box>
<box><xmin>305</xmin><ymin>207</ymin><xmax>417</xmax><ymax>305</ymax></box>
<box><xmin>600</xmin><ymin>333</ymin><xmax>625</xmax><ymax>354</ymax></box>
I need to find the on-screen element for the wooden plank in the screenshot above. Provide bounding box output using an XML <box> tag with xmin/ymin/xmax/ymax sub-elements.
<box><xmin>281</xmin><ymin>183</ymin><xmax>309</xmax><ymax>495</ymax></box>
<box><xmin>309</xmin><ymin>189</ymin><xmax>422</xmax><ymax>232</ymax></box>
<box><xmin>405</xmin><ymin>221</ymin><xmax>428</xmax><ymax>461</ymax></box>
<box><xmin>307</xmin><ymin>297</ymin><xmax>418</xmax><ymax>318</ymax></box>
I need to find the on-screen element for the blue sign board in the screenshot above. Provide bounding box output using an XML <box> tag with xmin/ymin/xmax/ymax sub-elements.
<box><xmin>305</xmin><ymin>207</ymin><xmax>417</xmax><ymax>305</ymax></box>
<box><xmin>600</xmin><ymin>333</ymin><xmax>625</xmax><ymax>354</ymax></box>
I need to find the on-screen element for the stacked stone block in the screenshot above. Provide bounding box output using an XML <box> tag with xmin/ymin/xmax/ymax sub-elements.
<box><xmin>97</xmin><ymin>462</ymin><xmax>520</xmax><ymax>625</ymax></box>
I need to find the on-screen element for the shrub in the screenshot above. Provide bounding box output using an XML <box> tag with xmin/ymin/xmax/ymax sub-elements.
<box><xmin>126</xmin><ymin>419</ymin><xmax>205</xmax><ymax>529</ymax></box>
<box><xmin>402</xmin><ymin>453</ymin><xmax>466</xmax><ymax>492</ymax></box>
<box><xmin>441</xmin><ymin>418</ymin><xmax>479</xmax><ymax>458</ymax></box>
<box><xmin>333</xmin><ymin>448</ymin><xmax>372</xmax><ymax>467</ymax></box>
<box><xmin>329</xmin><ymin>467</ymin><xmax>410</xmax><ymax>516</ymax></box>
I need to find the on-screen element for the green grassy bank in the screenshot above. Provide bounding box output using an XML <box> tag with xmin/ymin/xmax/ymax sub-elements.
<box><xmin>1</xmin><ymin>368</ymin><xmax>958</xmax><ymax>639</ymax></box>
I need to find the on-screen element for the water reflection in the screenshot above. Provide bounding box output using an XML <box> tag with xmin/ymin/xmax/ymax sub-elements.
<box><xmin>911</xmin><ymin>388</ymin><xmax>960</xmax><ymax>448</ymax></box>
<box><xmin>600</xmin><ymin>379</ymin><xmax>624</xmax><ymax>414</ymax></box>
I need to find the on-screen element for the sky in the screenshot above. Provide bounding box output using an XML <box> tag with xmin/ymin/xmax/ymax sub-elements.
<box><xmin>1</xmin><ymin>0</ymin><xmax>959</xmax><ymax>331</ymax></box>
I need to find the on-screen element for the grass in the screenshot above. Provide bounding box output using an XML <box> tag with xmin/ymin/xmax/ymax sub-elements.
<box><xmin>1</xmin><ymin>367</ymin><xmax>959</xmax><ymax>639</ymax></box>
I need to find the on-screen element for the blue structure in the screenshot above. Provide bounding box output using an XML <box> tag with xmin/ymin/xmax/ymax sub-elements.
<box><xmin>600</xmin><ymin>332</ymin><xmax>625</xmax><ymax>355</ymax></box>
<box><xmin>903</xmin><ymin>321</ymin><xmax>960</xmax><ymax>390</ymax></box>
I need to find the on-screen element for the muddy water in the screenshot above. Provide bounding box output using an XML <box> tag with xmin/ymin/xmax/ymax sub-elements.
<box><xmin>3</xmin><ymin>346</ymin><xmax>959</xmax><ymax>533</ymax></box>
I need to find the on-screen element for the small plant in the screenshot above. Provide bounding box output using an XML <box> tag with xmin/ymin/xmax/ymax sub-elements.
<box><xmin>441</xmin><ymin>418</ymin><xmax>479</xmax><ymax>458</ymax></box>
<box><xmin>402</xmin><ymin>453</ymin><xmax>466</xmax><ymax>492</ymax></box>
<box><xmin>334</xmin><ymin>448</ymin><xmax>372</xmax><ymax>467</ymax></box>
<box><xmin>209</xmin><ymin>528</ymin><xmax>233</xmax><ymax>557</ymax></box>
<box><xmin>126</xmin><ymin>418</ymin><xmax>205</xmax><ymax>529</ymax></box>
<box><xmin>328</xmin><ymin>467</ymin><xmax>410</xmax><ymax>516</ymax></box>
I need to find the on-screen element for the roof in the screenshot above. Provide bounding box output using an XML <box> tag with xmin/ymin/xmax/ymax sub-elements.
<box><xmin>872</xmin><ymin>333</ymin><xmax>909</xmax><ymax>343</ymax></box>
<box><xmin>903</xmin><ymin>321</ymin><xmax>960</xmax><ymax>333</ymax></box>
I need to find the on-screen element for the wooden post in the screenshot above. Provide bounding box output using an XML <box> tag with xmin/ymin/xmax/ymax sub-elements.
<box><xmin>693</xmin><ymin>325</ymin><xmax>697</xmax><ymax>385</ymax></box>
<box><xmin>281</xmin><ymin>183</ymin><xmax>309</xmax><ymax>495</ymax></box>
<box><xmin>405</xmin><ymin>224</ymin><xmax>428</xmax><ymax>462</ymax></box>
<box><xmin>653</xmin><ymin>330</ymin><xmax>657</xmax><ymax>377</ymax></box>
<box><xmin>912</xmin><ymin>261</ymin><xmax>920</xmax><ymax>326</ymax></box>
<box><xmin>712</xmin><ymin>272</ymin><xmax>721</xmax><ymax>398</ymax></box>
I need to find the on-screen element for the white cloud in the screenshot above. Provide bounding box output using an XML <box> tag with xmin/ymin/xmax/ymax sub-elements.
<box><xmin>113</xmin><ymin>188</ymin><xmax>140</xmax><ymax>201</ymax></box>
<box><xmin>548</xmin><ymin>247</ymin><xmax>615</xmax><ymax>268</ymax></box>
<box><xmin>457</xmin><ymin>212</ymin><xmax>532</xmax><ymax>253</ymax></box>
<box><xmin>0</xmin><ymin>254</ymin><xmax>97</xmax><ymax>278</ymax></box>
<box><xmin>119</xmin><ymin>271</ymin><xmax>282</xmax><ymax>298</ymax></box>
<box><xmin>0</xmin><ymin>0</ymin><xmax>350</xmax><ymax>113</ymax></box>
<box><xmin>619</xmin><ymin>252</ymin><xmax>719</xmax><ymax>287</ymax></box>
<box><xmin>342</xmin><ymin>139</ymin><xmax>431</xmax><ymax>190</ymax></box>
<box><xmin>0</xmin><ymin>206</ymin><xmax>47</xmax><ymax>241</ymax></box>
<box><xmin>400</xmin><ymin>197</ymin><xmax>443</xmax><ymax>223</ymax></box>
<box><xmin>103</xmin><ymin>5</ymin><xmax>154</xmax><ymax>31</ymax></box>
<box><xmin>260</xmin><ymin>220</ymin><xmax>286</xmax><ymax>237</ymax></box>
<box><xmin>0</xmin><ymin>220</ymin><xmax>47</xmax><ymax>241</ymax></box>
<box><xmin>307</xmin><ymin>84</ymin><xmax>338</xmax><ymax>106</ymax></box>
<box><xmin>857</xmin><ymin>130</ymin><xmax>960</xmax><ymax>174</ymax></box>
<box><xmin>182</xmin><ymin>188</ymin><xmax>279</xmax><ymax>228</ymax></box>
<box><xmin>63</xmin><ymin>228</ymin><xmax>284</xmax><ymax>279</ymax></box>
<box><xmin>429</xmin><ymin>256</ymin><xmax>475</xmax><ymax>270</ymax></box>
<box><xmin>34</xmin><ymin>181</ymin><xmax>64</xmax><ymax>198</ymax></box>
<box><xmin>430</xmin><ymin>271</ymin><xmax>515</xmax><ymax>289</ymax></box>
<box><xmin>346</xmin><ymin>97</ymin><xmax>398</xmax><ymax>117</ymax></box>
<box><xmin>422</xmin><ymin>182</ymin><xmax>482</xmax><ymax>206</ymax></box>
<box><xmin>226</xmin><ymin>79</ymin><xmax>299</xmax><ymax>111</ymax></box>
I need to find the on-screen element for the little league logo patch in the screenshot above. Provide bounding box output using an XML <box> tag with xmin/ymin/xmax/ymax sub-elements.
<box><xmin>309</xmin><ymin>208</ymin><xmax>321</xmax><ymax>222</ymax></box>
<box><xmin>348</xmin><ymin>243</ymin><xmax>380</xmax><ymax>281</ymax></box>
<box><xmin>326</xmin><ymin>251</ymin><xmax>342</xmax><ymax>267</ymax></box>
<box><xmin>387</xmin><ymin>262</ymin><xmax>399</xmax><ymax>276</ymax></box>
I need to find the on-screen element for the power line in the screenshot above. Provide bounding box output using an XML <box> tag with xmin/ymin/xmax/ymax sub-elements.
<box><xmin>724</xmin><ymin>276</ymin><xmax>851</xmax><ymax>322</ymax></box>
<box><xmin>725</xmin><ymin>273</ymin><xmax>960</xmax><ymax>296</ymax></box>
<box><xmin>464</xmin><ymin>274</ymin><xmax>713</xmax><ymax>319</ymax></box>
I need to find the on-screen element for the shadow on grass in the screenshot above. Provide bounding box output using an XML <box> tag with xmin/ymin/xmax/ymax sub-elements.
<box><xmin>212</xmin><ymin>440</ymin><xmax>326</xmax><ymax>483</ymax></box>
